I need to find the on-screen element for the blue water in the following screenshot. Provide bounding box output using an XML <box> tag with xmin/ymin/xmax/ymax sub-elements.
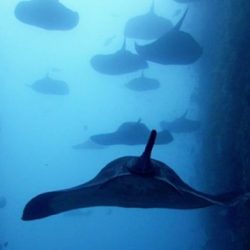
<box><xmin>1</xmin><ymin>1</ymin><xmax>206</xmax><ymax>249</ymax></box>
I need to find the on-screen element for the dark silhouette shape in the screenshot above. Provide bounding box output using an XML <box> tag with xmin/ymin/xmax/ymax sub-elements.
<box><xmin>22</xmin><ymin>130</ymin><xmax>249</xmax><ymax>220</ymax></box>
<box><xmin>135</xmin><ymin>9</ymin><xmax>202</xmax><ymax>65</ymax></box>
<box><xmin>90</xmin><ymin>119</ymin><xmax>173</xmax><ymax>145</ymax></box>
<box><xmin>28</xmin><ymin>74</ymin><xmax>69</xmax><ymax>95</ymax></box>
<box><xmin>160</xmin><ymin>111</ymin><xmax>200</xmax><ymax>133</ymax></box>
<box><xmin>15</xmin><ymin>0</ymin><xmax>79</xmax><ymax>30</ymax></box>
<box><xmin>124</xmin><ymin>1</ymin><xmax>173</xmax><ymax>40</ymax></box>
<box><xmin>125</xmin><ymin>71</ymin><xmax>160</xmax><ymax>91</ymax></box>
<box><xmin>90</xmin><ymin>40</ymin><xmax>148</xmax><ymax>75</ymax></box>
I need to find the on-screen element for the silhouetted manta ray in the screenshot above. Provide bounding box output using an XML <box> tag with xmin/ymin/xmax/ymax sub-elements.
<box><xmin>73</xmin><ymin>120</ymin><xmax>172</xmax><ymax>148</ymax></box>
<box><xmin>90</xmin><ymin>119</ymin><xmax>173</xmax><ymax>145</ymax></box>
<box><xmin>135</xmin><ymin>9</ymin><xmax>203</xmax><ymax>65</ymax></box>
<box><xmin>22</xmin><ymin>130</ymin><xmax>249</xmax><ymax>220</ymax></box>
<box><xmin>90</xmin><ymin>40</ymin><xmax>148</xmax><ymax>75</ymax></box>
<box><xmin>28</xmin><ymin>74</ymin><xmax>69</xmax><ymax>95</ymax></box>
<box><xmin>15</xmin><ymin>0</ymin><xmax>79</xmax><ymax>30</ymax></box>
<box><xmin>160</xmin><ymin>111</ymin><xmax>200</xmax><ymax>133</ymax></box>
<box><xmin>125</xmin><ymin>71</ymin><xmax>160</xmax><ymax>91</ymax></box>
<box><xmin>124</xmin><ymin>1</ymin><xmax>173</xmax><ymax>40</ymax></box>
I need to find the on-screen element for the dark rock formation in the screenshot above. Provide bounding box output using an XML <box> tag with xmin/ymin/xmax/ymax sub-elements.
<box><xmin>194</xmin><ymin>0</ymin><xmax>250</xmax><ymax>249</ymax></box>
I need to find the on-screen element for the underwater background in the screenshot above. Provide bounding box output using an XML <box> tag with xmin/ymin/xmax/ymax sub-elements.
<box><xmin>1</xmin><ymin>0</ymin><xmax>250</xmax><ymax>249</ymax></box>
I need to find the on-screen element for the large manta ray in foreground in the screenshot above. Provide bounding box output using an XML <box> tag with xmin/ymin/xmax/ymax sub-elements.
<box><xmin>22</xmin><ymin>130</ymin><xmax>249</xmax><ymax>221</ymax></box>
<box><xmin>15</xmin><ymin>0</ymin><xmax>79</xmax><ymax>30</ymax></box>
<box><xmin>135</xmin><ymin>9</ymin><xmax>203</xmax><ymax>65</ymax></box>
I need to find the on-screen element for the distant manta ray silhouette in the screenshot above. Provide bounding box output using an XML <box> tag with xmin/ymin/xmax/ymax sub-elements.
<box><xmin>15</xmin><ymin>0</ymin><xmax>79</xmax><ymax>30</ymax></box>
<box><xmin>125</xmin><ymin>71</ymin><xmax>160</xmax><ymax>91</ymax></box>
<box><xmin>160</xmin><ymin>111</ymin><xmax>200</xmax><ymax>133</ymax></box>
<box><xmin>89</xmin><ymin>119</ymin><xmax>173</xmax><ymax>146</ymax></box>
<box><xmin>90</xmin><ymin>40</ymin><xmax>148</xmax><ymax>75</ymax></box>
<box><xmin>28</xmin><ymin>74</ymin><xmax>69</xmax><ymax>95</ymax></box>
<box><xmin>124</xmin><ymin>1</ymin><xmax>173</xmax><ymax>40</ymax></box>
<box><xmin>135</xmin><ymin>9</ymin><xmax>203</xmax><ymax>65</ymax></box>
<box><xmin>73</xmin><ymin>119</ymin><xmax>172</xmax><ymax>148</ymax></box>
<box><xmin>22</xmin><ymin>130</ymin><xmax>249</xmax><ymax>220</ymax></box>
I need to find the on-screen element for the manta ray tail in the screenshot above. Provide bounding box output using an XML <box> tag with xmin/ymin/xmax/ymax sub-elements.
<box><xmin>129</xmin><ymin>130</ymin><xmax>157</xmax><ymax>176</ymax></box>
<box><xmin>175</xmin><ymin>8</ymin><xmax>188</xmax><ymax>31</ymax></box>
<box><xmin>224</xmin><ymin>192</ymin><xmax>250</xmax><ymax>207</ymax></box>
<box><xmin>210</xmin><ymin>191</ymin><xmax>250</xmax><ymax>207</ymax></box>
<box><xmin>142</xmin><ymin>129</ymin><xmax>157</xmax><ymax>161</ymax></box>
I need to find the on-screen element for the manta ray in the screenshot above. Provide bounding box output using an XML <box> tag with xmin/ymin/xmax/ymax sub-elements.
<box><xmin>135</xmin><ymin>9</ymin><xmax>202</xmax><ymax>65</ymax></box>
<box><xmin>125</xmin><ymin>71</ymin><xmax>160</xmax><ymax>91</ymax></box>
<box><xmin>90</xmin><ymin>119</ymin><xmax>173</xmax><ymax>145</ymax></box>
<box><xmin>124</xmin><ymin>1</ymin><xmax>173</xmax><ymax>40</ymax></box>
<box><xmin>160</xmin><ymin>111</ymin><xmax>200</xmax><ymax>133</ymax></box>
<box><xmin>15</xmin><ymin>0</ymin><xmax>79</xmax><ymax>30</ymax></box>
<box><xmin>90</xmin><ymin>40</ymin><xmax>148</xmax><ymax>75</ymax></box>
<box><xmin>28</xmin><ymin>74</ymin><xmax>69</xmax><ymax>95</ymax></box>
<box><xmin>73</xmin><ymin>120</ymin><xmax>172</xmax><ymax>148</ymax></box>
<box><xmin>22</xmin><ymin>130</ymin><xmax>248</xmax><ymax>220</ymax></box>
